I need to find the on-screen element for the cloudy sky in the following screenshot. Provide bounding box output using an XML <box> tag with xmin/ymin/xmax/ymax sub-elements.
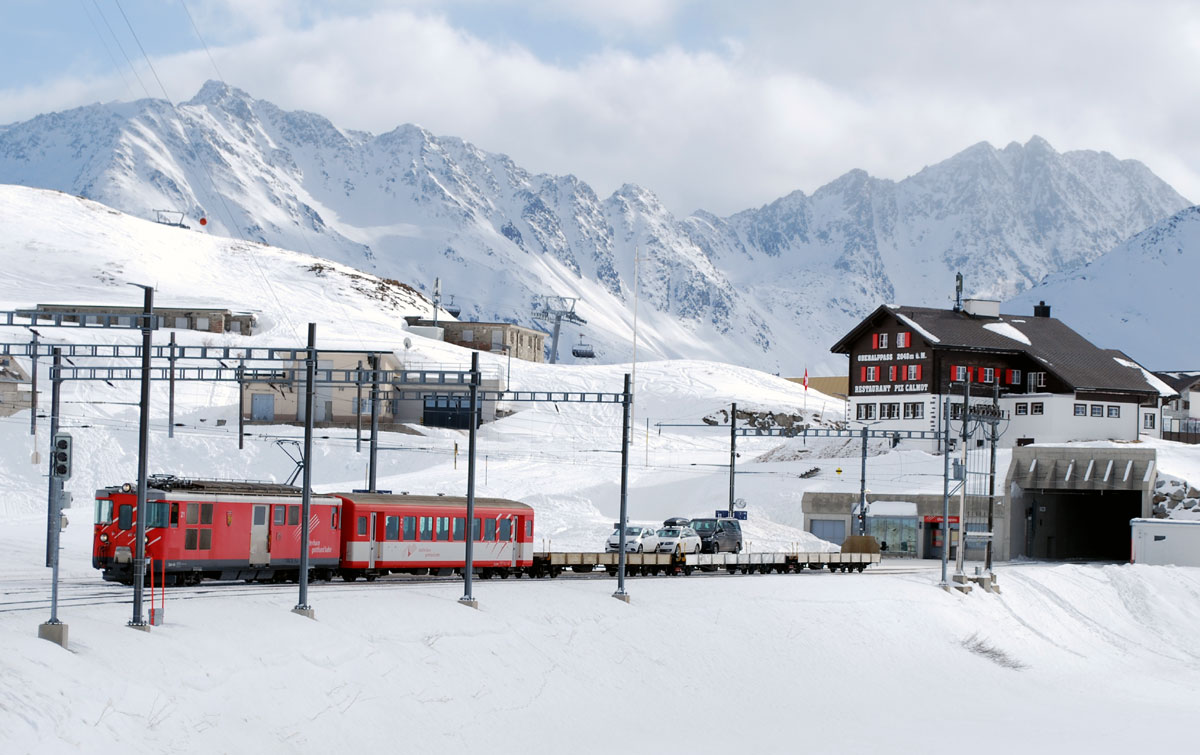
<box><xmin>2</xmin><ymin>0</ymin><xmax>1198</xmax><ymax>215</ymax></box>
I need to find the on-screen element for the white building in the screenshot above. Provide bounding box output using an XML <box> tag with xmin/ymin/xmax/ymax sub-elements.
<box><xmin>829</xmin><ymin>299</ymin><xmax>1174</xmax><ymax>448</ymax></box>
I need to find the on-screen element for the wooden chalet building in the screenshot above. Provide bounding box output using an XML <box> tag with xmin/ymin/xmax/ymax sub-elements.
<box><xmin>831</xmin><ymin>299</ymin><xmax>1173</xmax><ymax>448</ymax></box>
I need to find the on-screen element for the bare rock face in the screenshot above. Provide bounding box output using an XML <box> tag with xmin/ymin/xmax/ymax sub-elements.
<box><xmin>1169</xmin><ymin>487</ymin><xmax>1187</xmax><ymax>502</ymax></box>
<box><xmin>1153</xmin><ymin>493</ymin><xmax>1168</xmax><ymax>504</ymax></box>
<box><xmin>1188</xmin><ymin>486</ymin><xmax>1200</xmax><ymax>499</ymax></box>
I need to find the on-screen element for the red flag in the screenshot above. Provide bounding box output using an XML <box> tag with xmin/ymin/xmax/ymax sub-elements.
<box><xmin>803</xmin><ymin>368</ymin><xmax>808</xmax><ymax>391</ymax></box>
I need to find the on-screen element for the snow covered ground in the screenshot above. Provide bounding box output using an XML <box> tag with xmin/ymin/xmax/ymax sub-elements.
<box><xmin>4</xmin><ymin>185</ymin><xmax>1200</xmax><ymax>752</ymax></box>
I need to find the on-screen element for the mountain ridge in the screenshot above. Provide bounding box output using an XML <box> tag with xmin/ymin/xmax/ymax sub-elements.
<box><xmin>1</xmin><ymin>81</ymin><xmax>1190</xmax><ymax>373</ymax></box>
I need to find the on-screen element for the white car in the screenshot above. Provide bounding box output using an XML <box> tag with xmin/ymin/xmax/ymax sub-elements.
<box><xmin>655</xmin><ymin>526</ymin><xmax>702</xmax><ymax>555</ymax></box>
<box><xmin>606</xmin><ymin>525</ymin><xmax>660</xmax><ymax>553</ymax></box>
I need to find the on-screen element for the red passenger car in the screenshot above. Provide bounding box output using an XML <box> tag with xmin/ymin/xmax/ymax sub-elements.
<box><xmin>93</xmin><ymin>476</ymin><xmax>341</xmax><ymax>585</ymax></box>
<box><xmin>93</xmin><ymin>477</ymin><xmax>537</xmax><ymax>585</ymax></box>
<box><xmin>336</xmin><ymin>493</ymin><xmax>534</xmax><ymax>580</ymax></box>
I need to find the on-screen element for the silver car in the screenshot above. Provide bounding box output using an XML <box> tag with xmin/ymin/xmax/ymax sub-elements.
<box><xmin>655</xmin><ymin>526</ymin><xmax>702</xmax><ymax>555</ymax></box>
<box><xmin>606</xmin><ymin>525</ymin><xmax>660</xmax><ymax>553</ymax></box>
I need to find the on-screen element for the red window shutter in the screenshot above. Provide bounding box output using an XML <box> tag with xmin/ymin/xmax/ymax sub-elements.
<box><xmin>950</xmin><ymin>364</ymin><xmax>958</xmax><ymax>380</ymax></box>
<box><xmin>861</xmin><ymin>366</ymin><xmax>867</xmax><ymax>382</ymax></box>
<box><xmin>916</xmin><ymin>364</ymin><xmax>923</xmax><ymax>380</ymax></box>
<box><xmin>872</xmin><ymin>333</ymin><xmax>879</xmax><ymax>349</ymax></box>
<box><xmin>905</xmin><ymin>331</ymin><xmax>912</xmax><ymax>347</ymax></box>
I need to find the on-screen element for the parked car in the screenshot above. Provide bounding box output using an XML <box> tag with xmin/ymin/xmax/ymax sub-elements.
<box><xmin>605</xmin><ymin>525</ymin><xmax>659</xmax><ymax>553</ymax></box>
<box><xmin>655</xmin><ymin>525</ymin><xmax>702</xmax><ymax>555</ymax></box>
<box><xmin>690</xmin><ymin>518</ymin><xmax>743</xmax><ymax>553</ymax></box>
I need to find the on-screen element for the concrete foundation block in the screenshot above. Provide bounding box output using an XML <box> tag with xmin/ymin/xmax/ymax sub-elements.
<box><xmin>291</xmin><ymin>607</ymin><xmax>316</xmax><ymax>620</ymax></box>
<box><xmin>458</xmin><ymin>598</ymin><xmax>479</xmax><ymax>610</ymax></box>
<box><xmin>38</xmin><ymin>622</ymin><xmax>68</xmax><ymax>649</ymax></box>
<box><xmin>612</xmin><ymin>591</ymin><xmax>631</xmax><ymax>604</ymax></box>
<box><xmin>127</xmin><ymin>621</ymin><xmax>151</xmax><ymax>633</ymax></box>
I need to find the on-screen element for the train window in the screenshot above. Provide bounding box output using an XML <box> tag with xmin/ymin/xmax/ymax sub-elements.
<box><xmin>498</xmin><ymin>519</ymin><xmax>511</xmax><ymax>541</ymax></box>
<box><xmin>331</xmin><ymin>509</ymin><xmax>339</xmax><ymax>530</ymax></box>
<box><xmin>472</xmin><ymin>518</ymin><xmax>481</xmax><ymax>541</ymax></box>
<box><xmin>453</xmin><ymin>517</ymin><xmax>465</xmax><ymax>541</ymax></box>
<box><xmin>170</xmin><ymin>503</ymin><xmax>179</xmax><ymax>527</ymax></box>
<box><xmin>420</xmin><ymin>517</ymin><xmax>433</xmax><ymax>540</ymax></box>
<box><xmin>199</xmin><ymin>529</ymin><xmax>212</xmax><ymax>550</ymax></box>
<box><xmin>385</xmin><ymin>516</ymin><xmax>400</xmax><ymax>541</ymax></box>
<box><xmin>117</xmin><ymin>504</ymin><xmax>132</xmax><ymax>531</ymax></box>
<box><xmin>95</xmin><ymin>499</ymin><xmax>113</xmax><ymax>525</ymax></box>
<box><xmin>526</xmin><ymin>520</ymin><xmax>532</xmax><ymax>538</ymax></box>
<box><xmin>437</xmin><ymin>517</ymin><xmax>450</xmax><ymax>541</ymax></box>
<box><xmin>146</xmin><ymin>502</ymin><xmax>170</xmax><ymax>528</ymax></box>
<box><xmin>201</xmin><ymin>503</ymin><xmax>213</xmax><ymax>525</ymax></box>
<box><xmin>185</xmin><ymin>528</ymin><xmax>198</xmax><ymax>550</ymax></box>
<box><xmin>288</xmin><ymin>506</ymin><xmax>299</xmax><ymax>526</ymax></box>
<box><xmin>357</xmin><ymin>516</ymin><xmax>367</xmax><ymax>536</ymax></box>
<box><xmin>274</xmin><ymin>506</ymin><xmax>286</xmax><ymax>526</ymax></box>
<box><xmin>484</xmin><ymin>518</ymin><xmax>497</xmax><ymax>541</ymax></box>
<box><xmin>403</xmin><ymin>516</ymin><xmax>416</xmax><ymax>540</ymax></box>
<box><xmin>186</xmin><ymin>504</ymin><xmax>200</xmax><ymax>525</ymax></box>
<box><xmin>254</xmin><ymin>506</ymin><xmax>266</xmax><ymax>526</ymax></box>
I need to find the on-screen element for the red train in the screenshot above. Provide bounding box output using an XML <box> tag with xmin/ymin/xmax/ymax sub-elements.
<box><xmin>93</xmin><ymin>476</ymin><xmax>535</xmax><ymax>585</ymax></box>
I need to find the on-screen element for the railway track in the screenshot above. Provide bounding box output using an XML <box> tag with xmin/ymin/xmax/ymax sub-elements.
<box><xmin>2</xmin><ymin>559</ymin><xmax>882</xmax><ymax>615</ymax></box>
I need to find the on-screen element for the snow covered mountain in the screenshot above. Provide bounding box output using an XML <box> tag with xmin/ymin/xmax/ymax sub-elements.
<box><xmin>1</xmin><ymin>81</ymin><xmax>1189</xmax><ymax>373</ymax></box>
<box><xmin>1008</xmin><ymin>205</ymin><xmax>1200</xmax><ymax>369</ymax></box>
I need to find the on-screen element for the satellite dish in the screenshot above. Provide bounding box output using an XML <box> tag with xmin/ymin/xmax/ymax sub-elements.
<box><xmin>735</xmin><ymin>498</ymin><xmax>747</xmax><ymax>510</ymax></box>
<box><xmin>403</xmin><ymin>337</ymin><xmax>412</xmax><ymax>350</ymax></box>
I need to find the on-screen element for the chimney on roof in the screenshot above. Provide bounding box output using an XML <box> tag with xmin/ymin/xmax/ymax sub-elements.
<box><xmin>1034</xmin><ymin>301</ymin><xmax>1051</xmax><ymax>318</ymax></box>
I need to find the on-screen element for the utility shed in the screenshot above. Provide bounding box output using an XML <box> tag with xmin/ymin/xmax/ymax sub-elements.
<box><xmin>1130</xmin><ymin>519</ymin><xmax>1200</xmax><ymax>566</ymax></box>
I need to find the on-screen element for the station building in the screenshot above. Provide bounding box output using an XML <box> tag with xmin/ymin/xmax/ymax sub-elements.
<box><xmin>828</xmin><ymin>298</ymin><xmax>1172</xmax><ymax>449</ymax></box>
<box><xmin>803</xmin><ymin>297</ymin><xmax>1174</xmax><ymax>563</ymax></box>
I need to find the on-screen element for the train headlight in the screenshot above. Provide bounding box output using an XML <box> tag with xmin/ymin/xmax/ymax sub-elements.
<box><xmin>99</xmin><ymin>533</ymin><xmax>110</xmax><ymax>544</ymax></box>
<box><xmin>121</xmin><ymin>483</ymin><xmax>133</xmax><ymax>493</ymax></box>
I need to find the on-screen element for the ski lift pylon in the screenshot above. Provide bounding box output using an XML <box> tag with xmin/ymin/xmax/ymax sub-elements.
<box><xmin>571</xmin><ymin>334</ymin><xmax>595</xmax><ymax>359</ymax></box>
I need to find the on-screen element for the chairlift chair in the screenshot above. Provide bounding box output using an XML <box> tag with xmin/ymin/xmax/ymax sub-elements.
<box><xmin>571</xmin><ymin>334</ymin><xmax>595</xmax><ymax>359</ymax></box>
<box><xmin>443</xmin><ymin>294</ymin><xmax>462</xmax><ymax>319</ymax></box>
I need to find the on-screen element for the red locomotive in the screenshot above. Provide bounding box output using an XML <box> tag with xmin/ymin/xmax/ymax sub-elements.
<box><xmin>93</xmin><ymin>476</ymin><xmax>535</xmax><ymax>585</ymax></box>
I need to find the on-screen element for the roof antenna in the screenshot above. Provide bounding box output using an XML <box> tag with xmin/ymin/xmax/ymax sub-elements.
<box><xmin>954</xmin><ymin>272</ymin><xmax>963</xmax><ymax>312</ymax></box>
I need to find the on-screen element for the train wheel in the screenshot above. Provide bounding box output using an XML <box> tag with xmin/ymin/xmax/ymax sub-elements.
<box><xmin>683</xmin><ymin>565</ymin><xmax>694</xmax><ymax>576</ymax></box>
<box><xmin>342</xmin><ymin>572</ymin><xmax>358</xmax><ymax>582</ymax></box>
<box><xmin>365</xmin><ymin>573</ymin><xmax>377</xmax><ymax>582</ymax></box>
<box><xmin>500</xmin><ymin>570</ymin><xmax>510</xmax><ymax>579</ymax></box>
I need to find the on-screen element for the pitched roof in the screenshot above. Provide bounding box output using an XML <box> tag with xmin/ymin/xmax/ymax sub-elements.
<box><xmin>832</xmin><ymin>304</ymin><xmax>1173</xmax><ymax>397</ymax></box>
<box><xmin>1154</xmin><ymin>371</ymin><xmax>1200</xmax><ymax>393</ymax></box>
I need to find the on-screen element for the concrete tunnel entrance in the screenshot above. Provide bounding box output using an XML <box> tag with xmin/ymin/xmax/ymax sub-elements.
<box><xmin>1021</xmin><ymin>489</ymin><xmax>1143</xmax><ymax>561</ymax></box>
<box><xmin>1006</xmin><ymin>446</ymin><xmax>1156</xmax><ymax>563</ymax></box>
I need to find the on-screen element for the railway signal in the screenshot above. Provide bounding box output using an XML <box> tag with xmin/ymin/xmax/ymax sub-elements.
<box><xmin>51</xmin><ymin>433</ymin><xmax>72</xmax><ymax>480</ymax></box>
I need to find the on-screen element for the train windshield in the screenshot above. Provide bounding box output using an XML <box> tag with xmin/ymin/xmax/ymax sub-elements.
<box><xmin>95</xmin><ymin>499</ymin><xmax>113</xmax><ymax>525</ymax></box>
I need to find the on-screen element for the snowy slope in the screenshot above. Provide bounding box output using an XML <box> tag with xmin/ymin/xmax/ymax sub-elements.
<box><xmin>1008</xmin><ymin>205</ymin><xmax>1200</xmax><ymax>369</ymax></box>
<box><xmin>1</xmin><ymin>83</ymin><xmax>1189</xmax><ymax>374</ymax></box>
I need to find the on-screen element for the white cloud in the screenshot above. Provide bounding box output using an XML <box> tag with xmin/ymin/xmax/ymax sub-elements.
<box><xmin>2</xmin><ymin>2</ymin><xmax>1198</xmax><ymax>215</ymax></box>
